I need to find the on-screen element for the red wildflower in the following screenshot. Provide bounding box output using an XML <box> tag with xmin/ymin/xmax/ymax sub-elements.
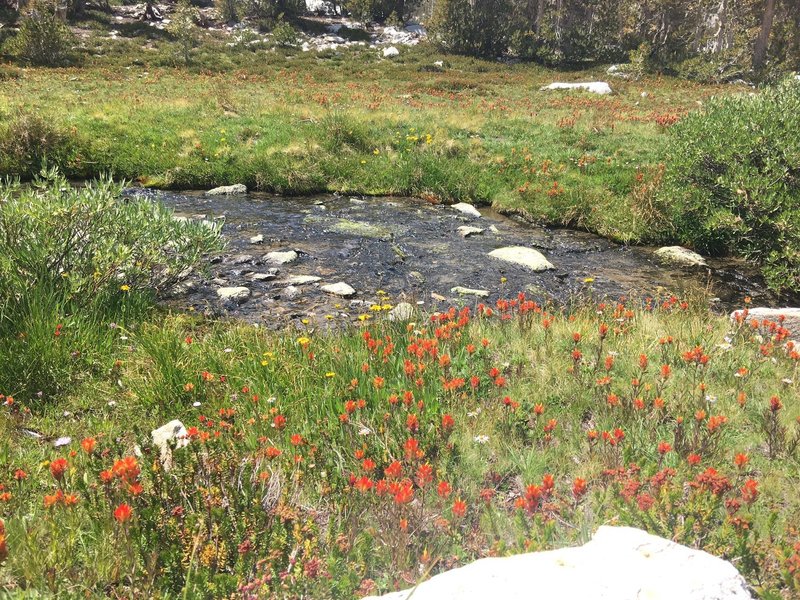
<box><xmin>452</xmin><ymin>498</ymin><xmax>467</xmax><ymax>517</ymax></box>
<box><xmin>437</xmin><ymin>481</ymin><xmax>452</xmax><ymax>498</ymax></box>
<box><xmin>49</xmin><ymin>458</ymin><xmax>68</xmax><ymax>481</ymax></box>
<box><xmin>114</xmin><ymin>503</ymin><xmax>133</xmax><ymax>523</ymax></box>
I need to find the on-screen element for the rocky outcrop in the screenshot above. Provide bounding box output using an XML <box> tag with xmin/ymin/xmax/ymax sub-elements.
<box><xmin>489</xmin><ymin>246</ymin><xmax>554</xmax><ymax>271</ymax></box>
<box><xmin>540</xmin><ymin>82</ymin><xmax>612</xmax><ymax>95</ymax></box>
<box><xmin>731</xmin><ymin>307</ymin><xmax>800</xmax><ymax>337</ymax></box>
<box><xmin>364</xmin><ymin>526</ymin><xmax>752</xmax><ymax>600</ymax></box>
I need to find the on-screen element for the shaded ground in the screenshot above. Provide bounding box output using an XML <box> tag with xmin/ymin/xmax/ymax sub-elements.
<box><xmin>128</xmin><ymin>190</ymin><xmax>782</xmax><ymax>327</ymax></box>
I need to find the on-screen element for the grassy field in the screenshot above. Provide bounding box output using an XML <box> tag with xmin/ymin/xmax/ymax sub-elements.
<box><xmin>0</xmin><ymin>18</ymin><xmax>741</xmax><ymax>244</ymax></box>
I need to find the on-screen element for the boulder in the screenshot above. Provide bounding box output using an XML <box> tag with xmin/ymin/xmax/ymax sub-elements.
<box><xmin>655</xmin><ymin>246</ymin><xmax>707</xmax><ymax>267</ymax></box>
<box><xmin>249</xmin><ymin>269</ymin><xmax>279</xmax><ymax>282</ymax></box>
<box><xmin>206</xmin><ymin>184</ymin><xmax>247</xmax><ymax>195</ymax></box>
<box><xmin>264</xmin><ymin>250</ymin><xmax>298</xmax><ymax>265</ymax></box>
<box><xmin>364</xmin><ymin>526</ymin><xmax>752</xmax><ymax>600</ymax></box>
<box><xmin>540</xmin><ymin>82</ymin><xmax>612</xmax><ymax>95</ymax></box>
<box><xmin>451</xmin><ymin>286</ymin><xmax>489</xmax><ymax>297</ymax></box>
<box><xmin>457</xmin><ymin>226</ymin><xmax>484</xmax><ymax>238</ymax></box>
<box><xmin>489</xmin><ymin>246</ymin><xmax>554</xmax><ymax>271</ymax></box>
<box><xmin>151</xmin><ymin>420</ymin><xmax>189</xmax><ymax>471</ymax></box>
<box><xmin>216</xmin><ymin>286</ymin><xmax>251</xmax><ymax>303</ymax></box>
<box><xmin>388</xmin><ymin>302</ymin><xmax>415</xmax><ymax>322</ymax></box>
<box><xmin>321</xmin><ymin>282</ymin><xmax>356</xmax><ymax>297</ymax></box>
<box><xmin>250</xmin><ymin>234</ymin><xmax>264</xmax><ymax>244</ymax></box>
<box><xmin>730</xmin><ymin>307</ymin><xmax>800</xmax><ymax>337</ymax></box>
<box><xmin>451</xmin><ymin>202</ymin><xmax>482</xmax><ymax>218</ymax></box>
<box><xmin>383</xmin><ymin>46</ymin><xmax>400</xmax><ymax>57</ymax></box>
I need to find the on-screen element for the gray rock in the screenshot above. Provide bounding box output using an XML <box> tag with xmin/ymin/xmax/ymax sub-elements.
<box><xmin>264</xmin><ymin>250</ymin><xmax>298</xmax><ymax>265</ymax></box>
<box><xmin>364</xmin><ymin>526</ymin><xmax>752</xmax><ymax>600</ymax></box>
<box><xmin>286</xmin><ymin>275</ymin><xmax>322</xmax><ymax>285</ymax></box>
<box><xmin>216</xmin><ymin>286</ymin><xmax>251</xmax><ymax>303</ymax></box>
<box><xmin>451</xmin><ymin>286</ymin><xmax>490</xmax><ymax>297</ymax></box>
<box><xmin>489</xmin><ymin>246</ymin><xmax>554</xmax><ymax>271</ymax></box>
<box><xmin>383</xmin><ymin>46</ymin><xmax>399</xmax><ymax>57</ymax></box>
<box><xmin>730</xmin><ymin>307</ymin><xmax>800</xmax><ymax>337</ymax></box>
<box><xmin>457</xmin><ymin>226</ymin><xmax>485</xmax><ymax>238</ymax></box>
<box><xmin>321</xmin><ymin>282</ymin><xmax>356</xmax><ymax>297</ymax></box>
<box><xmin>151</xmin><ymin>420</ymin><xmax>189</xmax><ymax>472</ymax></box>
<box><xmin>281</xmin><ymin>285</ymin><xmax>301</xmax><ymax>301</ymax></box>
<box><xmin>227</xmin><ymin>254</ymin><xmax>257</xmax><ymax>265</ymax></box>
<box><xmin>388</xmin><ymin>302</ymin><xmax>415</xmax><ymax>322</ymax></box>
<box><xmin>206</xmin><ymin>184</ymin><xmax>247</xmax><ymax>196</ymax></box>
<box><xmin>249</xmin><ymin>269</ymin><xmax>279</xmax><ymax>282</ymax></box>
<box><xmin>250</xmin><ymin>234</ymin><xmax>264</xmax><ymax>244</ymax></box>
<box><xmin>451</xmin><ymin>202</ymin><xmax>482</xmax><ymax>218</ymax></box>
<box><xmin>654</xmin><ymin>246</ymin><xmax>707</xmax><ymax>267</ymax></box>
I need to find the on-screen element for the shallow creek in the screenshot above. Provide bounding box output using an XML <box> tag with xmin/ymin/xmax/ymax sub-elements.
<box><xmin>127</xmin><ymin>189</ymin><xmax>786</xmax><ymax>328</ymax></box>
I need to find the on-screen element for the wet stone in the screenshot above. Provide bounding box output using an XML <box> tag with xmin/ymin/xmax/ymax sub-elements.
<box><xmin>216</xmin><ymin>286</ymin><xmax>251</xmax><ymax>303</ymax></box>
<box><xmin>264</xmin><ymin>250</ymin><xmax>298</xmax><ymax>265</ymax></box>
<box><xmin>322</xmin><ymin>282</ymin><xmax>356</xmax><ymax>297</ymax></box>
<box><xmin>451</xmin><ymin>286</ymin><xmax>490</xmax><ymax>297</ymax></box>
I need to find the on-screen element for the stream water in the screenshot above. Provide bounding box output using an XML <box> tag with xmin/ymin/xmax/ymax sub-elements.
<box><xmin>128</xmin><ymin>189</ymin><xmax>786</xmax><ymax>328</ymax></box>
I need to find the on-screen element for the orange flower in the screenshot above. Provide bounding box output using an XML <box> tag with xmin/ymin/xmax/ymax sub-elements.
<box><xmin>99</xmin><ymin>469</ymin><xmax>114</xmax><ymax>483</ymax></box>
<box><xmin>114</xmin><ymin>503</ymin><xmax>133</xmax><ymax>523</ymax></box>
<box><xmin>44</xmin><ymin>490</ymin><xmax>63</xmax><ymax>508</ymax></box>
<box><xmin>0</xmin><ymin>520</ymin><xmax>6</xmax><ymax>562</ymax></box>
<box><xmin>81</xmin><ymin>437</ymin><xmax>96</xmax><ymax>454</ymax></box>
<box><xmin>657</xmin><ymin>441</ymin><xmax>672</xmax><ymax>455</ymax></box>
<box><xmin>437</xmin><ymin>481</ymin><xmax>452</xmax><ymax>498</ymax></box>
<box><xmin>734</xmin><ymin>453</ymin><xmax>749</xmax><ymax>468</ymax></box>
<box><xmin>112</xmin><ymin>456</ymin><xmax>140</xmax><ymax>483</ymax></box>
<box><xmin>687</xmin><ymin>453</ymin><xmax>702</xmax><ymax>466</ymax></box>
<box><xmin>63</xmin><ymin>494</ymin><xmax>79</xmax><ymax>507</ymax></box>
<box><xmin>415</xmin><ymin>463</ymin><xmax>434</xmax><ymax>488</ymax></box>
<box><xmin>572</xmin><ymin>477</ymin><xmax>588</xmax><ymax>499</ymax></box>
<box><xmin>741</xmin><ymin>479</ymin><xmax>759</xmax><ymax>504</ymax></box>
<box><xmin>13</xmin><ymin>469</ymin><xmax>26</xmax><ymax>481</ymax></box>
<box><xmin>452</xmin><ymin>498</ymin><xmax>467</xmax><ymax>517</ymax></box>
<box><xmin>49</xmin><ymin>458</ymin><xmax>68</xmax><ymax>481</ymax></box>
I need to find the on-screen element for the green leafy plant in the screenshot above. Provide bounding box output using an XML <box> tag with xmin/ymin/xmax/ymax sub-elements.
<box><xmin>4</xmin><ymin>0</ymin><xmax>75</xmax><ymax>66</ymax></box>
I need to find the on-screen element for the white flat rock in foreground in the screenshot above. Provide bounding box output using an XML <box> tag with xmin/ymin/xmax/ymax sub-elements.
<box><xmin>540</xmin><ymin>81</ymin><xmax>613</xmax><ymax>95</ymax></box>
<box><xmin>365</xmin><ymin>526</ymin><xmax>752</xmax><ymax>600</ymax></box>
<box><xmin>489</xmin><ymin>246</ymin><xmax>554</xmax><ymax>271</ymax></box>
<box><xmin>321</xmin><ymin>282</ymin><xmax>356</xmax><ymax>297</ymax></box>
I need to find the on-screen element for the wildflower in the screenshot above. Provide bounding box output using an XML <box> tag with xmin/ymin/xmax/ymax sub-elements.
<box><xmin>81</xmin><ymin>437</ymin><xmax>96</xmax><ymax>454</ymax></box>
<box><xmin>385</xmin><ymin>461</ymin><xmax>402</xmax><ymax>479</ymax></box>
<box><xmin>687</xmin><ymin>453</ymin><xmax>702</xmax><ymax>466</ymax></box>
<box><xmin>114</xmin><ymin>503</ymin><xmax>133</xmax><ymax>523</ymax></box>
<box><xmin>473</xmin><ymin>435</ymin><xmax>489</xmax><ymax>444</ymax></box>
<box><xmin>437</xmin><ymin>481</ymin><xmax>452</xmax><ymax>498</ymax></box>
<box><xmin>120</xmin><ymin>285</ymin><xmax>130</xmax><ymax>292</ymax></box>
<box><xmin>741</xmin><ymin>479</ymin><xmax>759</xmax><ymax>504</ymax></box>
<box><xmin>734</xmin><ymin>453</ymin><xmax>749</xmax><ymax>468</ymax></box>
<box><xmin>49</xmin><ymin>458</ymin><xmax>68</xmax><ymax>482</ymax></box>
<box><xmin>657</xmin><ymin>441</ymin><xmax>672</xmax><ymax>455</ymax></box>
<box><xmin>572</xmin><ymin>477</ymin><xmax>588</xmax><ymax>500</ymax></box>
<box><xmin>769</xmin><ymin>395</ymin><xmax>783</xmax><ymax>412</ymax></box>
<box><xmin>13</xmin><ymin>469</ymin><xmax>26</xmax><ymax>481</ymax></box>
<box><xmin>416</xmin><ymin>464</ymin><xmax>434</xmax><ymax>487</ymax></box>
<box><xmin>452</xmin><ymin>498</ymin><xmax>467</xmax><ymax>517</ymax></box>
<box><xmin>441</xmin><ymin>414</ymin><xmax>455</xmax><ymax>430</ymax></box>
<box><xmin>112</xmin><ymin>457</ymin><xmax>140</xmax><ymax>483</ymax></box>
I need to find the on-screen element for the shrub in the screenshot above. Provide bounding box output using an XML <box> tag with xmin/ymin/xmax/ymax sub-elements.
<box><xmin>0</xmin><ymin>169</ymin><xmax>223</xmax><ymax>399</ymax></box>
<box><xmin>5</xmin><ymin>1</ymin><xmax>75</xmax><ymax>66</ymax></box>
<box><xmin>429</xmin><ymin>0</ymin><xmax>512</xmax><ymax>59</ymax></box>
<box><xmin>167</xmin><ymin>1</ymin><xmax>199</xmax><ymax>64</ymax></box>
<box><xmin>660</xmin><ymin>78</ymin><xmax>800</xmax><ymax>293</ymax></box>
<box><xmin>271</xmin><ymin>18</ymin><xmax>298</xmax><ymax>48</ymax></box>
<box><xmin>0</xmin><ymin>110</ymin><xmax>75</xmax><ymax>176</ymax></box>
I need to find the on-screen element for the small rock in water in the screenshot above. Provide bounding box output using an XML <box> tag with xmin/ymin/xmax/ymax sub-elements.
<box><xmin>286</xmin><ymin>275</ymin><xmax>322</xmax><ymax>285</ymax></box>
<box><xmin>457</xmin><ymin>226</ymin><xmax>485</xmax><ymax>238</ymax></box>
<box><xmin>216</xmin><ymin>287</ymin><xmax>251</xmax><ymax>303</ymax></box>
<box><xmin>388</xmin><ymin>302</ymin><xmax>415</xmax><ymax>322</ymax></box>
<box><xmin>321</xmin><ymin>282</ymin><xmax>356</xmax><ymax>297</ymax></box>
<box><xmin>151</xmin><ymin>420</ymin><xmax>189</xmax><ymax>472</ymax></box>
<box><xmin>540</xmin><ymin>81</ymin><xmax>612</xmax><ymax>95</ymax></box>
<box><xmin>431</xmin><ymin>292</ymin><xmax>447</xmax><ymax>302</ymax></box>
<box><xmin>451</xmin><ymin>286</ymin><xmax>490</xmax><ymax>298</ymax></box>
<box><xmin>383</xmin><ymin>46</ymin><xmax>400</xmax><ymax>58</ymax></box>
<box><xmin>226</xmin><ymin>254</ymin><xmax>257</xmax><ymax>265</ymax></box>
<box><xmin>264</xmin><ymin>250</ymin><xmax>299</xmax><ymax>265</ymax></box>
<box><xmin>451</xmin><ymin>202</ymin><xmax>482</xmax><ymax>218</ymax></box>
<box><xmin>249</xmin><ymin>270</ymin><xmax>279</xmax><ymax>282</ymax></box>
<box><xmin>281</xmin><ymin>285</ymin><xmax>301</xmax><ymax>301</ymax></box>
<box><xmin>489</xmin><ymin>246</ymin><xmax>554</xmax><ymax>271</ymax></box>
<box><xmin>654</xmin><ymin>246</ymin><xmax>707</xmax><ymax>267</ymax></box>
<box><xmin>250</xmin><ymin>234</ymin><xmax>264</xmax><ymax>244</ymax></box>
<box><xmin>206</xmin><ymin>183</ymin><xmax>247</xmax><ymax>196</ymax></box>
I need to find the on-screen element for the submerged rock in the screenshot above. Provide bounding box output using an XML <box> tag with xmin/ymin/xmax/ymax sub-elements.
<box><xmin>451</xmin><ymin>202</ymin><xmax>482</xmax><ymax>218</ymax></box>
<box><xmin>286</xmin><ymin>275</ymin><xmax>322</xmax><ymax>285</ymax></box>
<box><xmin>216</xmin><ymin>286</ymin><xmax>251</xmax><ymax>303</ymax></box>
<box><xmin>321</xmin><ymin>282</ymin><xmax>356</xmax><ymax>297</ymax></box>
<box><xmin>489</xmin><ymin>246</ymin><xmax>554</xmax><ymax>271</ymax></box>
<box><xmin>206</xmin><ymin>184</ymin><xmax>247</xmax><ymax>196</ymax></box>
<box><xmin>540</xmin><ymin>82</ymin><xmax>612</xmax><ymax>95</ymax></box>
<box><xmin>364</xmin><ymin>526</ymin><xmax>752</xmax><ymax>600</ymax></box>
<box><xmin>331</xmin><ymin>219</ymin><xmax>393</xmax><ymax>239</ymax></box>
<box><xmin>655</xmin><ymin>246</ymin><xmax>707</xmax><ymax>267</ymax></box>
<box><xmin>457</xmin><ymin>226</ymin><xmax>484</xmax><ymax>238</ymax></box>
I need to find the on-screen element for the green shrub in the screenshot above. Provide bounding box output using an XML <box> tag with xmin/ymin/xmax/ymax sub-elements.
<box><xmin>0</xmin><ymin>110</ymin><xmax>76</xmax><ymax>176</ymax></box>
<box><xmin>5</xmin><ymin>2</ymin><xmax>75</xmax><ymax>66</ymax></box>
<box><xmin>660</xmin><ymin>78</ymin><xmax>800</xmax><ymax>293</ymax></box>
<box><xmin>0</xmin><ymin>170</ymin><xmax>224</xmax><ymax>399</ymax></box>
<box><xmin>429</xmin><ymin>0</ymin><xmax>512</xmax><ymax>59</ymax></box>
<box><xmin>271</xmin><ymin>18</ymin><xmax>298</xmax><ymax>48</ymax></box>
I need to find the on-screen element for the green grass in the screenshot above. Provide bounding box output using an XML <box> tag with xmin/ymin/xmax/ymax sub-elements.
<box><xmin>0</xmin><ymin>24</ymin><xmax>739</xmax><ymax>244</ymax></box>
<box><xmin>1</xmin><ymin>296</ymin><xmax>799</xmax><ymax>597</ymax></box>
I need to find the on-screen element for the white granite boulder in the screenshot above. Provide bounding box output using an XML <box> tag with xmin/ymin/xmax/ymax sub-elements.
<box><xmin>216</xmin><ymin>286</ymin><xmax>251</xmax><ymax>303</ymax></box>
<box><xmin>321</xmin><ymin>282</ymin><xmax>356</xmax><ymax>297</ymax></box>
<box><xmin>364</xmin><ymin>526</ymin><xmax>752</xmax><ymax>600</ymax></box>
<box><xmin>655</xmin><ymin>246</ymin><xmax>707</xmax><ymax>267</ymax></box>
<box><xmin>152</xmin><ymin>420</ymin><xmax>189</xmax><ymax>471</ymax></box>
<box><xmin>451</xmin><ymin>202</ymin><xmax>482</xmax><ymax>218</ymax></box>
<box><xmin>264</xmin><ymin>250</ymin><xmax>298</xmax><ymax>265</ymax></box>
<box><xmin>731</xmin><ymin>307</ymin><xmax>800</xmax><ymax>337</ymax></box>
<box><xmin>206</xmin><ymin>184</ymin><xmax>247</xmax><ymax>195</ymax></box>
<box><xmin>489</xmin><ymin>246</ymin><xmax>554</xmax><ymax>271</ymax></box>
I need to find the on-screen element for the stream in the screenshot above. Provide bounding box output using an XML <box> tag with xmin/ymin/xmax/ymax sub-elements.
<box><xmin>127</xmin><ymin>190</ymin><xmax>785</xmax><ymax>328</ymax></box>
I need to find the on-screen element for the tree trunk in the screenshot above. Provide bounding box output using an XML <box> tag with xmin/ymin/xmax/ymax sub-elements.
<box><xmin>535</xmin><ymin>0</ymin><xmax>545</xmax><ymax>34</ymax></box>
<box><xmin>753</xmin><ymin>0</ymin><xmax>776</xmax><ymax>71</ymax></box>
